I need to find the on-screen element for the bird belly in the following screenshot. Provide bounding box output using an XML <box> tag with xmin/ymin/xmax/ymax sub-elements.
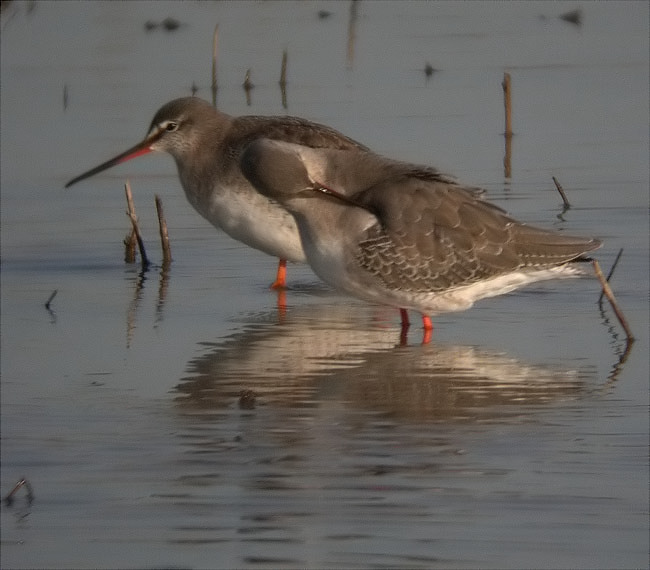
<box><xmin>184</xmin><ymin>181</ymin><xmax>306</xmax><ymax>263</ymax></box>
<box><xmin>303</xmin><ymin>228</ymin><xmax>588</xmax><ymax>316</ymax></box>
<box><xmin>419</xmin><ymin>264</ymin><xmax>587</xmax><ymax>312</ymax></box>
<box><xmin>387</xmin><ymin>264</ymin><xmax>588</xmax><ymax>315</ymax></box>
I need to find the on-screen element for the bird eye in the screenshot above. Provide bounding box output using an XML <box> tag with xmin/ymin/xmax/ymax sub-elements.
<box><xmin>164</xmin><ymin>121</ymin><xmax>178</xmax><ymax>132</ymax></box>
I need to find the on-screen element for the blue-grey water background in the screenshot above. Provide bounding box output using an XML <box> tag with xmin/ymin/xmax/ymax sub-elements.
<box><xmin>1</xmin><ymin>1</ymin><xmax>648</xmax><ymax>568</ymax></box>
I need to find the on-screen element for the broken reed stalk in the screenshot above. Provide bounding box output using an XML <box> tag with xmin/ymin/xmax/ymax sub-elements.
<box><xmin>598</xmin><ymin>248</ymin><xmax>624</xmax><ymax>305</ymax></box>
<box><xmin>279</xmin><ymin>50</ymin><xmax>287</xmax><ymax>87</ymax></box>
<box><xmin>4</xmin><ymin>477</ymin><xmax>34</xmax><ymax>506</ymax></box>
<box><xmin>211</xmin><ymin>23</ymin><xmax>219</xmax><ymax>107</ymax></box>
<box><xmin>503</xmin><ymin>128</ymin><xmax>512</xmax><ymax>179</ymax></box>
<box><xmin>243</xmin><ymin>69</ymin><xmax>253</xmax><ymax>90</ymax></box>
<box><xmin>155</xmin><ymin>195</ymin><xmax>172</xmax><ymax>266</ymax></box>
<box><xmin>124</xmin><ymin>227</ymin><xmax>137</xmax><ymax>263</ymax></box>
<box><xmin>552</xmin><ymin>176</ymin><xmax>571</xmax><ymax>209</ymax></box>
<box><xmin>502</xmin><ymin>72</ymin><xmax>512</xmax><ymax>178</ymax></box>
<box><xmin>124</xmin><ymin>181</ymin><xmax>150</xmax><ymax>270</ymax></box>
<box><xmin>45</xmin><ymin>289</ymin><xmax>58</xmax><ymax>310</ymax></box>
<box><xmin>243</xmin><ymin>69</ymin><xmax>253</xmax><ymax>106</ymax></box>
<box><xmin>279</xmin><ymin>49</ymin><xmax>288</xmax><ymax>109</ymax></box>
<box><xmin>592</xmin><ymin>259</ymin><xmax>634</xmax><ymax>342</ymax></box>
<box><xmin>124</xmin><ymin>181</ymin><xmax>138</xmax><ymax>262</ymax></box>
<box><xmin>123</xmin><ymin>179</ymin><xmax>139</xmax><ymax>262</ymax></box>
<box><xmin>502</xmin><ymin>72</ymin><xmax>513</xmax><ymax>137</ymax></box>
<box><xmin>346</xmin><ymin>0</ymin><xmax>358</xmax><ymax>68</ymax></box>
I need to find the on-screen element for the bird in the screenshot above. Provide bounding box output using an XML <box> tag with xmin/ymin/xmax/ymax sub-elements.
<box><xmin>240</xmin><ymin>139</ymin><xmax>602</xmax><ymax>342</ymax></box>
<box><xmin>65</xmin><ymin>96</ymin><xmax>368</xmax><ymax>288</ymax></box>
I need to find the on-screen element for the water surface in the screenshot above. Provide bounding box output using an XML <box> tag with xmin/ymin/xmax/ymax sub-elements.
<box><xmin>1</xmin><ymin>2</ymin><xmax>648</xmax><ymax>568</ymax></box>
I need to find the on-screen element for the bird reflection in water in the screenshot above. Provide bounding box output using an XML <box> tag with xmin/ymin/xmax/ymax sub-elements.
<box><xmin>173</xmin><ymin>305</ymin><xmax>596</xmax><ymax>423</ymax></box>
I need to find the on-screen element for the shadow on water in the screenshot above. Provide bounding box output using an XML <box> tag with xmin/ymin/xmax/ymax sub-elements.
<box><xmin>172</xmin><ymin>304</ymin><xmax>599</xmax><ymax>423</ymax></box>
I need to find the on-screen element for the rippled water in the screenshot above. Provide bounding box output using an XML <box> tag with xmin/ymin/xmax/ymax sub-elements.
<box><xmin>1</xmin><ymin>2</ymin><xmax>648</xmax><ymax>568</ymax></box>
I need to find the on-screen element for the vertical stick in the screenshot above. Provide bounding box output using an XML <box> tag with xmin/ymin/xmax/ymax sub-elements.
<box><xmin>124</xmin><ymin>180</ymin><xmax>150</xmax><ymax>270</ymax></box>
<box><xmin>124</xmin><ymin>179</ymin><xmax>137</xmax><ymax>263</ymax></box>
<box><xmin>124</xmin><ymin>227</ymin><xmax>137</xmax><ymax>263</ymax></box>
<box><xmin>243</xmin><ymin>69</ymin><xmax>253</xmax><ymax>106</ymax></box>
<box><xmin>279</xmin><ymin>49</ymin><xmax>288</xmax><ymax>109</ymax></box>
<box><xmin>346</xmin><ymin>0</ymin><xmax>359</xmax><ymax>69</ymax></box>
<box><xmin>503</xmin><ymin>129</ymin><xmax>512</xmax><ymax>179</ymax></box>
<box><xmin>502</xmin><ymin>72</ymin><xmax>512</xmax><ymax>178</ymax></box>
<box><xmin>279</xmin><ymin>49</ymin><xmax>287</xmax><ymax>86</ymax></box>
<box><xmin>502</xmin><ymin>72</ymin><xmax>512</xmax><ymax>136</ymax></box>
<box><xmin>155</xmin><ymin>195</ymin><xmax>172</xmax><ymax>266</ymax></box>
<box><xmin>211</xmin><ymin>23</ymin><xmax>219</xmax><ymax>108</ymax></box>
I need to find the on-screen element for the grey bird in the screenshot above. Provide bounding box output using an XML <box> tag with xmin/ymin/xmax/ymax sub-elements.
<box><xmin>240</xmin><ymin>139</ymin><xmax>602</xmax><ymax>341</ymax></box>
<box><xmin>65</xmin><ymin>97</ymin><xmax>367</xmax><ymax>288</ymax></box>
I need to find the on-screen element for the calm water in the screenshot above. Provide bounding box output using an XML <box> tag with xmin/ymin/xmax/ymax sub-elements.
<box><xmin>1</xmin><ymin>2</ymin><xmax>648</xmax><ymax>568</ymax></box>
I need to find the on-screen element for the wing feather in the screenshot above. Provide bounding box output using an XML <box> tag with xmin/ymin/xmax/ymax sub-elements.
<box><xmin>355</xmin><ymin>178</ymin><xmax>600</xmax><ymax>292</ymax></box>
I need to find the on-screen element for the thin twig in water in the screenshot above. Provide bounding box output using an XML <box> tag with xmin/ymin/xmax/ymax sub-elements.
<box><xmin>598</xmin><ymin>248</ymin><xmax>624</xmax><ymax>306</ymax></box>
<box><xmin>45</xmin><ymin>289</ymin><xmax>58</xmax><ymax>310</ymax></box>
<box><xmin>4</xmin><ymin>478</ymin><xmax>34</xmax><ymax>506</ymax></box>
<box><xmin>243</xmin><ymin>69</ymin><xmax>253</xmax><ymax>106</ymax></box>
<box><xmin>279</xmin><ymin>49</ymin><xmax>288</xmax><ymax>109</ymax></box>
<box><xmin>124</xmin><ymin>181</ymin><xmax>149</xmax><ymax>270</ymax></box>
<box><xmin>552</xmin><ymin>176</ymin><xmax>571</xmax><ymax>209</ymax></box>
<box><xmin>503</xmin><ymin>128</ymin><xmax>512</xmax><ymax>179</ymax></box>
<box><xmin>502</xmin><ymin>72</ymin><xmax>513</xmax><ymax>137</ymax></box>
<box><xmin>346</xmin><ymin>0</ymin><xmax>358</xmax><ymax>68</ymax></box>
<box><xmin>279</xmin><ymin>50</ymin><xmax>287</xmax><ymax>87</ymax></box>
<box><xmin>593</xmin><ymin>259</ymin><xmax>634</xmax><ymax>343</ymax></box>
<box><xmin>155</xmin><ymin>195</ymin><xmax>172</xmax><ymax>267</ymax></box>
<box><xmin>124</xmin><ymin>227</ymin><xmax>137</xmax><ymax>263</ymax></box>
<box><xmin>502</xmin><ymin>72</ymin><xmax>512</xmax><ymax>178</ymax></box>
<box><xmin>211</xmin><ymin>23</ymin><xmax>219</xmax><ymax>107</ymax></box>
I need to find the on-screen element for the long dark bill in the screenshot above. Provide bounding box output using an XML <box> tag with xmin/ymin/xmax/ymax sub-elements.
<box><xmin>65</xmin><ymin>134</ymin><xmax>159</xmax><ymax>188</ymax></box>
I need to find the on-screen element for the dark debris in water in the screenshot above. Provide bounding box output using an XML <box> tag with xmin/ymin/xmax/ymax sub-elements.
<box><xmin>424</xmin><ymin>62</ymin><xmax>438</xmax><ymax>79</ymax></box>
<box><xmin>144</xmin><ymin>17</ymin><xmax>182</xmax><ymax>32</ymax></box>
<box><xmin>239</xmin><ymin>389</ymin><xmax>256</xmax><ymax>409</ymax></box>
<box><xmin>559</xmin><ymin>8</ymin><xmax>582</xmax><ymax>27</ymax></box>
<box><xmin>538</xmin><ymin>8</ymin><xmax>582</xmax><ymax>27</ymax></box>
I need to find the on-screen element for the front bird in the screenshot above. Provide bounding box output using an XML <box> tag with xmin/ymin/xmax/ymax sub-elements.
<box><xmin>240</xmin><ymin>139</ymin><xmax>601</xmax><ymax>342</ymax></box>
<box><xmin>65</xmin><ymin>97</ymin><xmax>368</xmax><ymax>288</ymax></box>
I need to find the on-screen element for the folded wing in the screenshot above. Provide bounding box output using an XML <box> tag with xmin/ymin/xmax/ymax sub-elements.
<box><xmin>355</xmin><ymin>177</ymin><xmax>601</xmax><ymax>292</ymax></box>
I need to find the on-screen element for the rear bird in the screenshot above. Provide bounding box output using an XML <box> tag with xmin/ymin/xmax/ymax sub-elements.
<box><xmin>65</xmin><ymin>97</ymin><xmax>368</xmax><ymax>288</ymax></box>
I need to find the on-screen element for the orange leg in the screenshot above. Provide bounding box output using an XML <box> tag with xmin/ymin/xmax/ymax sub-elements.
<box><xmin>270</xmin><ymin>258</ymin><xmax>288</xmax><ymax>289</ymax></box>
<box><xmin>421</xmin><ymin>315</ymin><xmax>433</xmax><ymax>344</ymax></box>
<box><xmin>399</xmin><ymin>310</ymin><xmax>433</xmax><ymax>344</ymax></box>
